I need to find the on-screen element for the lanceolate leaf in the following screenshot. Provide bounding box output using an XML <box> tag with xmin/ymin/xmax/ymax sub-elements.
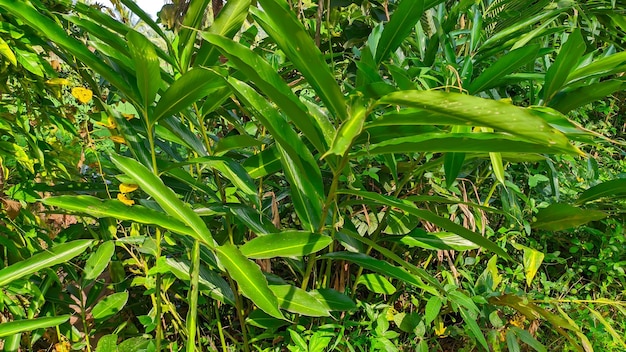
<box><xmin>83</xmin><ymin>241</ymin><xmax>115</xmax><ymax>282</ymax></box>
<box><xmin>195</xmin><ymin>0</ymin><xmax>251</xmax><ymax>67</ymax></box>
<box><xmin>341</xmin><ymin>189</ymin><xmax>510</xmax><ymax>259</ymax></box>
<box><xmin>576</xmin><ymin>179</ymin><xmax>626</xmax><ymax>205</ymax></box>
<box><xmin>269</xmin><ymin>285</ymin><xmax>330</xmax><ymax>317</ymax></box>
<box><xmin>0</xmin><ymin>316</ymin><xmax>70</xmax><ymax>338</ymax></box>
<box><xmin>43</xmin><ymin>196</ymin><xmax>195</xmax><ymax>238</ymax></box>
<box><xmin>377</xmin><ymin>91</ymin><xmax>580</xmax><ymax>155</ymax></box>
<box><xmin>374</xmin><ymin>0</ymin><xmax>425</xmax><ymax>64</ymax></box>
<box><xmin>512</xmin><ymin>243</ymin><xmax>545</xmax><ymax>287</ymax></box>
<box><xmin>127</xmin><ymin>30</ymin><xmax>161</xmax><ymax>112</ymax></box>
<box><xmin>252</xmin><ymin>1</ymin><xmax>347</xmax><ymax>121</ymax></box>
<box><xmin>323</xmin><ymin>101</ymin><xmax>368</xmax><ymax>157</ymax></box>
<box><xmin>202</xmin><ymin>33</ymin><xmax>330</xmax><ymax>153</ymax></box>
<box><xmin>544</xmin><ymin>29</ymin><xmax>585</xmax><ymax>102</ymax></box>
<box><xmin>0</xmin><ymin>36</ymin><xmax>17</xmax><ymax>66</ymax></box>
<box><xmin>0</xmin><ymin>240</ymin><xmax>93</xmax><ymax>287</ymax></box>
<box><xmin>177</xmin><ymin>0</ymin><xmax>212</xmax><ymax>70</ymax></box>
<box><xmin>153</xmin><ymin>68</ymin><xmax>226</xmax><ymax>123</ymax></box>
<box><xmin>468</xmin><ymin>44</ymin><xmax>540</xmax><ymax>94</ymax></box>
<box><xmin>111</xmin><ymin>154</ymin><xmax>214</xmax><ymax>247</ymax></box>
<box><xmin>240</xmin><ymin>232</ymin><xmax>332</xmax><ymax>259</ymax></box>
<box><xmin>533</xmin><ymin>203</ymin><xmax>607</xmax><ymax>231</ymax></box>
<box><xmin>548</xmin><ymin>80</ymin><xmax>625</xmax><ymax>114</ymax></box>
<box><xmin>92</xmin><ymin>291</ymin><xmax>129</xmax><ymax>321</ymax></box>
<box><xmin>215</xmin><ymin>243</ymin><xmax>284</xmax><ymax>319</ymax></box>
<box><xmin>227</xmin><ymin>78</ymin><xmax>324</xmax><ymax>232</ymax></box>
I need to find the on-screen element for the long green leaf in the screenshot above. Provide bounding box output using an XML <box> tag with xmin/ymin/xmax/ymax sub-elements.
<box><xmin>269</xmin><ymin>285</ymin><xmax>330</xmax><ymax>317</ymax></box>
<box><xmin>323</xmin><ymin>101</ymin><xmax>368</xmax><ymax>157</ymax></box>
<box><xmin>43</xmin><ymin>196</ymin><xmax>195</xmax><ymax>238</ymax></box>
<box><xmin>83</xmin><ymin>241</ymin><xmax>115</xmax><ymax>282</ymax></box>
<box><xmin>215</xmin><ymin>243</ymin><xmax>284</xmax><ymax>319</ymax></box>
<box><xmin>377</xmin><ymin>90</ymin><xmax>580</xmax><ymax>154</ymax></box>
<box><xmin>374</xmin><ymin>0</ymin><xmax>425</xmax><ymax>64</ymax></box>
<box><xmin>92</xmin><ymin>291</ymin><xmax>129</xmax><ymax>321</ymax></box>
<box><xmin>110</xmin><ymin>154</ymin><xmax>214</xmax><ymax>247</ymax></box>
<box><xmin>153</xmin><ymin>68</ymin><xmax>226</xmax><ymax>123</ymax></box>
<box><xmin>576</xmin><ymin>179</ymin><xmax>626</xmax><ymax>205</ymax></box>
<box><xmin>127</xmin><ymin>30</ymin><xmax>161</xmax><ymax>112</ymax></box>
<box><xmin>194</xmin><ymin>0</ymin><xmax>251</xmax><ymax>67</ymax></box>
<box><xmin>341</xmin><ymin>189</ymin><xmax>511</xmax><ymax>259</ymax></box>
<box><xmin>355</xmin><ymin>133</ymin><xmax>578</xmax><ymax>155</ymax></box>
<box><xmin>567</xmin><ymin>51</ymin><xmax>626</xmax><ymax>84</ymax></box>
<box><xmin>548</xmin><ymin>80</ymin><xmax>625</xmax><ymax>114</ymax></box>
<box><xmin>178</xmin><ymin>0</ymin><xmax>212</xmax><ymax>70</ymax></box>
<box><xmin>227</xmin><ymin>78</ymin><xmax>324</xmax><ymax>232</ymax></box>
<box><xmin>0</xmin><ymin>36</ymin><xmax>17</xmax><ymax>66</ymax></box>
<box><xmin>0</xmin><ymin>240</ymin><xmax>93</xmax><ymax>286</ymax></box>
<box><xmin>252</xmin><ymin>1</ymin><xmax>347</xmax><ymax>121</ymax></box>
<box><xmin>240</xmin><ymin>232</ymin><xmax>332</xmax><ymax>259</ymax></box>
<box><xmin>532</xmin><ymin>203</ymin><xmax>607</xmax><ymax>231</ymax></box>
<box><xmin>202</xmin><ymin>33</ymin><xmax>331</xmax><ymax>153</ymax></box>
<box><xmin>468</xmin><ymin>44</ymin><xmax>540</xmax><ymax>94</ymax></box>
<box><xmin>544</xmin><ymin>29</ymin><xmax>585</xmax><ymax>102</ymax></box>
<box><xmin>0</xmin><ymin>316</ymin><xmax>70</xmax><ymax>338</ymax></box>
<box><xmin>0</xmin><ymin>0</ymin><xmax>135</xmax><ymax>98</ymax></box>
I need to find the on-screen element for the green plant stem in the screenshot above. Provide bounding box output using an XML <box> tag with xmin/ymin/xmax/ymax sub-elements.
<box><xmin>227</xmin><ymin>274</ymin><xmax>250</xmax><ymax>352</ymax></box>
<box><xmin>215</xmin><ymin>302</ymin><xmax>228</xmax><ymax>352</ymax></box>
<box><xmin>186</xmin><ymin>240</ymin><xmax>201</xmax><ymax>352</ymax></box>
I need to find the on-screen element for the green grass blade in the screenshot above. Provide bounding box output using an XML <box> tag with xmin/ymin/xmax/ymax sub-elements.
<box><xmin>215</xmin><ymin>243</ymin><xmax>284</xmax><ymax>319</ymax></box>
<box><xmin>0</xmin><ymin>240</ymin><xmax>93</xmax><ymax>287</ymax></box>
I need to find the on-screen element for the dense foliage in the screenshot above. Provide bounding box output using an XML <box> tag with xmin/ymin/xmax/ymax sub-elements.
<box><xmin>0</xmin><ymin>0</ymin><xmax>625</xmax><ymax>351</ymax></box>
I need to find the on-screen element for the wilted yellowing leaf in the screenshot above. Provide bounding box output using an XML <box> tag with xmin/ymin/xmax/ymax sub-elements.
<box><xmin>119</xmin><ymin>183</ymin><xmax>138</xmax><ymax>193</ymax></box>
<box><xmin>109</xmin><ymin>135</ymin><xmax>126</xmax><ymax>144</ymax></box>
<box><xmin>71</xmin><ymin>87</ymin><xmax>93</xmax><ymax>104</ymax></box>
<box><xmin>117</xmin><ymin>193</ymin><xmax>135</xmax><ymax>206</ymax></box>
<box><xmin>46</xmin><ymin>78</ymin><xmax>70</xmax><ymax>86</ymax></box>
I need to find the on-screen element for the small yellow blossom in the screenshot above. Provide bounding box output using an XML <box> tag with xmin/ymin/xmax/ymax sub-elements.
<box><xmin>119</xmin><ymin>183</ymin><xmax>138</xmax><ymax>193</ymax></box>
<box><xmin>117</xmin><ymin>193</ymin><xmax>135</xmax><ymax>206</ymax></box>
<box><xmin>71</xmin><ymin>87</ymin><xmax>93</xmax><ymax>104</ymax></box>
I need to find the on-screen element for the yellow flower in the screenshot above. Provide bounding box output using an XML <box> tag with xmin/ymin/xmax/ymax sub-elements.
<box><xmin>117</xmin><ymin>193</ymin><xmax>135</xmax><ymax>206</ymax></box>
<box><xmin>46</xmin><ymin>78</ymin><xmax>70</xmax><ymax>86</ymax></box>
<box><xmin>71</xmin><ymin>87</ymin><xmax>93</xmax><ymax>104</ymax></box>
<box><xmin>109</xmin><ymin>135</ymin><xmax>126</xmax><ymax>144</ymax></box>
<box><xmin>119</xmin><ymin>183</ymin><xmax>138</xmax><ymax>193</ymax></box>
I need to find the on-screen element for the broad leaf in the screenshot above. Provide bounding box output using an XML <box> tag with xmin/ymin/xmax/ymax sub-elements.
<box><xmin>215</xmin><ymin>243</ymin><xmax>284</xmax><ymax>319</ymax></box>
<box><xmin>357</xmin><ymin>273</ymin><xmax>396</xmax><ymax>294</ymax></box>
<box><xmin>576</xmin><ymin>179</ymin><xmax>626</xmax><ymax>204</ymax></box>
<box><xmin>374</xmin><ymin>0</ymin><xmax>425</xmax><ymax>64</ymax></box>
<box><xmin>153</xmin><ymin>68</ymin><xmax>226</xmax><ymax>123</ymax></box>
<box><xmin>544</xmin><ymin>29</ymin><xmax>585</xmax><ymax>102</ymax></box>
<box><xmin>92</xmin><ymin>291</ymin><xmax>129</xmax><ymax>321</ymax></box>
<box><xmin>376</xmin><ymin>91</ymin><xmax>580</xmax><ymax>155</ymax></box>
<box><xmin>126</xmin><ymin>30</ymin><xmax>161</xmax><ymax>111</ymax></box>
<box><xmin>468</xmin><ymin>44</ymin><xmax>540</xmax><ymax>94</ymax></box>
<box><xmin>309</xmin><ymin>289</ymin><xmax>356</xmax><ymax>311</ymax></box>
<box><xmin>512</xmin><ymin>243</ymin><xmax>545</xmax><ymax>287</ymax></box>
<box><xmin>533</xmin><ymin>203</ymin><xmax>607</xmax><ymax>231</ymax></box>
<box><xmin>269</xmin><ymin>284</ymin><xmax>330</xmax><ymax>317</ymax></box>
<box><xmin>240</xmin><ymin>232</ymin><xmax>332</xmax><ymax>259</ymax></box>
<box><xmin>83</xmin><ymin>241</ymin><xmax>115</xmax><ymax>281</ymax></box>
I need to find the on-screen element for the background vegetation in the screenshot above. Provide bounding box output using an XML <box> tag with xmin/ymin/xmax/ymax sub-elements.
<box><xmin>0</xmin><ymin>0</ymin><xmax>625</xmax><ymax>351</ymax></box>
